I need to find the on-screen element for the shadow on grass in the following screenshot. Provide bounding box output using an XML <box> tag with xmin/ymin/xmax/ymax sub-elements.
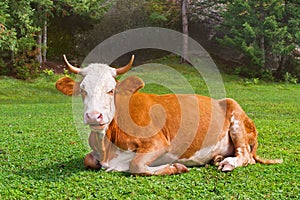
<box><xmin>15</xmin><ymin>157</ymin><xmax>104</xmax><ymax>182</ymax></box>
<box><xmin>15</xmin><ymin>157</ymin><xmax>131</xmax><ymax>182</ymax></box>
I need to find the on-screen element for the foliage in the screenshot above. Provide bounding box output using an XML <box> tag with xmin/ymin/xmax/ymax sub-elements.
<box><xmin>0</xmin><ymin>58</ymin><xmax>8</xmax><ymax>75</ymax></box>
<box><xmin>70</xmin><ymin>0</ymin><xmax>181</xmax><ymax>59</ymax></box>
<box><xmin>0</xmin><ymin>2</ymin><xmax>17</xmax><ymax>53</ymax></box>
<box><xmin>189</xmin><ymin>0</ymin><xmax>224</xmax><ymax>26</ymax></box>
<box><xmin>284</xmin><ymin>72</ymin><xmax>298</xmax><ymax>84</ymax></box>
<box><xmin>14</xmin><ymin>57</ymin><xmax>40</xmax><ymax>80</ymax></box>
<box><xmin>217</xmin><ymin>0</ymin><xmax>300</xmax><ymax>79</ymax></box>
<box><xmin>67</xmin><ymin>0</ymin><xmax>111</xmax><ymax>19</ymax></box>
<box><xmin>146</xmin><ymin>0</ymin><xmax>180</xmax><ymax>25</ymax></box>
<box><xmin>0</xmin><ymin>0</ymin><xmax>110</xmax><ymax>79</ymax></box>
<box><xmin>0</xmin><ymin>58</ymin><xmax>299</xmax><ymax>199</ymax></box>
<box><xmin>13</xmin><ymin>37</ymin><xmax>40</xmax><ymax>80</ymax></box>
<box><xmin>43</xmin><ymin>69</ymin><xmax>54</xmax><ymax>77</ymax></box>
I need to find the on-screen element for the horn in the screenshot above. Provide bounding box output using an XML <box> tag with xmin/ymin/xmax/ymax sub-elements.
<box><xmin>116</xmin><ymin>55</ymin><xmax>135</xmax><ymax>75</ymax></box>
<box><xmin>63</xmin><ymin>54</ymin><xmax>80</xmax><ymax>74</ymax></box>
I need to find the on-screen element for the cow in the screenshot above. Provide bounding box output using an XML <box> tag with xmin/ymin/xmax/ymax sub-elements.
<box><xmin>55</xmin><ymin>54</ymin><xmax>282</xmax><ymax>175</ymax></box>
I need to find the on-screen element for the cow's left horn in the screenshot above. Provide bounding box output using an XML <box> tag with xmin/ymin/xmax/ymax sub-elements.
<box><xmin>63</xmin><ymin>54</ymin><xmax>80</xmax><ymax>74</ymax></box>
<box><xmin>116</xmin><ymin>55</ymin><xmax>135</xmax><ymax>75</ymax></box>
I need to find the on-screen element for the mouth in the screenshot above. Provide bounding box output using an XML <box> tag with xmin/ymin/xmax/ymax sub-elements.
<box><xmin>89</xmin><ymin>123</ymin><xmax>107</xmax><ymax>130</ymax></box>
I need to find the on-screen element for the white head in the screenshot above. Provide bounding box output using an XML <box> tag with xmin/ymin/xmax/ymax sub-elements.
<box><xmin>63</xmin><ymin>55</ymin><xmax>134</xmax><ymax>131</ymax></box>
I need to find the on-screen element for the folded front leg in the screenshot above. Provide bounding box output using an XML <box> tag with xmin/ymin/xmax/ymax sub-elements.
<box><xmin>129</xmin><ymin>149</ymin><xmax>188</xmax><ymax>175</ymax></box>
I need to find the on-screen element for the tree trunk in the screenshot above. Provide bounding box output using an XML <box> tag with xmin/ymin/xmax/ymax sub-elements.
<box><xmin>259</xmin><ymin>0</ymin><xmax>266</xmax><ymax>69</ymax></box>
<box><xmin>181</xmin><ymin>0</ymin><xmax>188</xmax><ymax>63</ymax></box>
<box><xmin>43</xmin><ymin>20</ymin><xmax>47</xmax><ymax>62</ymax></box>
<box><xmin>260</xmin><ymin>35</ymin><xmax>266</xmax><ymax>68</ymax></box>
<box><xmin>36</xmin><ymin>32</ymin><xmax>42</xmax><ymax>64</ymax></box>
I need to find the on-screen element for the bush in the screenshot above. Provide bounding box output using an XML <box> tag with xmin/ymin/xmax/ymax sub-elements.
<box><xmin>0</xmin><ymin>58</ymin><xmax>8</xmax><ymax>75</ymax></box>
<box><xmin>284</xmin><ymin>72</ymin><xmax>298</xmax><ymax>84</ymax></box>
<box><xmin>13</xmin><ymin>54</ymin><xmax>40</xmax><ymax>80</ymax></box>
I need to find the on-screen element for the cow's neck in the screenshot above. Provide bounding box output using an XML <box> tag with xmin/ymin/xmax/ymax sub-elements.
<box><xmin>88</xmin><ymin>120</ymin><xmax>122</xmax><ymax>166</ymax></box>
<box><xmin>88</xmin><ymin>118</ymin><xmax>137</xmax><ymax>169</ymax></box>
<box><xmin>88</xmin><ymin>130</ymin><xmax>107</xmax><ymax>162</ymax></box>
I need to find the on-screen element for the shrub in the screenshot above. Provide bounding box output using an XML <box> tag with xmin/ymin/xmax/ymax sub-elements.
<box><xmin>13</xmin><ymin>53</ymin><xmax>39</xmax><ymax>80</ymax></box>
<box><xmin>0</xmin><ymin>58</ymin><xmax>8</xmax><ymax>75</ymax></box>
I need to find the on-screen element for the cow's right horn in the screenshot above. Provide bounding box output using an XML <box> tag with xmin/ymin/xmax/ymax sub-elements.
<box><xmin>116</xmin><ymin>55</ymin><xmax>135</xmax><ymax>75</ymax></box>
<box><xmin>63</xmin><ymin>54</ymin><xmax>80</xmax><ymax>74</ymax></box>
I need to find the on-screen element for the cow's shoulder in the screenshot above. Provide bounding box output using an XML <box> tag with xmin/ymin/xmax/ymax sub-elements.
<box><xmin>106</xmin><ymin>119</ymin><xmax>141</xmax><ymax>150</ymax></box>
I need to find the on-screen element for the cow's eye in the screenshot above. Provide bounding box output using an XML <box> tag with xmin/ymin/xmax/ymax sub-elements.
<box><xmin>107</xmin><ymin>89</ymin><xmax>114</xmax><ymax>95</ymax></box>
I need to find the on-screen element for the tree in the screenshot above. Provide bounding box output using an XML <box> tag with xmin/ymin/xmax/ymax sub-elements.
<box><xmin>145</xmin><ymin>0</ymin><xmax>180</xmax><ymax>26</ymax></box>
<box><xmin>181</xmin><ymin>0</ymin><xmax>189</xmax><ymax>62</ymax></box>
<box><xmin>189</xmin><ymin>0</ymin><xmax>224</xmax><ymax>39</ymax></box>
<box><xmin>217</xmin><ymin>0</ymin><xmax>300</xmax><ymax>79</ymax></box>
<box><xmin>0</xmin><ymin>0</ymin><xmax>110</xmax><ymax>79</ymax></box>
<box><xmin>146</xmin><ymin>0</ymin><xmax>190</xmax><ymax>62</ymax></box>
<box><xmin>0</xmin><ymin>0</ymin><xmax>40</xmax><ymax>79</ymax></box>
<box><xmin>0</xmin><ymin>1</ymin><xmax>17</xmax><ymax>61</ymax></box>
<box><xmin>33</xmin><ymin>0</ymin><xmax>111</xmax><ymax>63</ymax></box>
<box><xmin>32</xmin><ymin>0</ymin><xmax>53</xmax><ymax>64</ymax></box>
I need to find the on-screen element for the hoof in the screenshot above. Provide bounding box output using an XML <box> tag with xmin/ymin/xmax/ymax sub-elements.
<box><xmin>84</xmin><ymin>153</ymin><xmax>101</xmax><ymax>170</ymax></box>
<box><xmin>173</xmin><ymin>163</ymin><xmax>189</xmax><ymax>174</ymax></box>
<box><xmin>219</xmin><ymin>164</ymin><xmax>235</xmax><ymax>172</ymax></box>
<box><xmin>218</xmin><ymin>157</ymin><xmax>238</xmax><ymax>172</ymax></box>
<box><xmin>211</xmin><ymin>155</ymin><xmax>224</xmax><ymax>166</ymax></box>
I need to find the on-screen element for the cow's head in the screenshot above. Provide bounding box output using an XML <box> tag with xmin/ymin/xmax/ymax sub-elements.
<box><xmin>56</xmin><ymin>55</ymin><xmax>136</xmax><ymax>131</ymax></box>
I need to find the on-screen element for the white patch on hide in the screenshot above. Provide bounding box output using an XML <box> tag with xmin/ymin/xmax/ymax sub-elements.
<box><xmin>236</xmin><ymin>147</ymin><xmax>243</xmax><ymax>156</ymax></box>
<box><xmin>230</xmin><ymin>113</ymin><xmax>240</xmax><ymax>134</ymax></box>
<box><xmin>150</xmin><ymin>153</ymin><xmax>179</xmax><ymax>167</ymax></box>
<box><xmin>103</xmin><ymin>149</ymin><xmax>136</xmax><ymax>172</ymax></box>
<box><xmin>178</xmin><ymin>132</ymin><xmax>233</xmax><ymax>166</ymax></box>
<box><xmin>146</xmin><ymin>164</ymin><xmax>170</xmax><ymax>174</ymax></box>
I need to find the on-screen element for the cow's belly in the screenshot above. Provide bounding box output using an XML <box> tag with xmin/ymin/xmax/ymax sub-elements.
<box><xmin>150</xmin><ymin>132</ymin><xmax>234</xmax><ymax>167</ymax></box>
<box><xmin>177</xmin><ymin>132</ymin><xmax>234</xmax><ymax>166</ymax></box>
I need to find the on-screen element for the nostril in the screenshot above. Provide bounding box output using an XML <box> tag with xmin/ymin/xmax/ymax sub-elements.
<box><xmin>96</xmin><ymin>113</ymin><xmax>103</xmax><ymax>122</ymax></box>
<box><xmin>86</xmin><ymin>113</ymin><xmax>91</xmax><ymax>120</ymax></box>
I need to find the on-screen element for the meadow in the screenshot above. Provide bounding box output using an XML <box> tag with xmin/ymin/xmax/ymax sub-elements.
<box><xmin>0</xmin><ymin>58</ymin><xmax>299</xmax><ymax>199</ymax></box>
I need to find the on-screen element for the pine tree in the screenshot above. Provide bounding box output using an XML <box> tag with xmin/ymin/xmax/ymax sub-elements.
<box><xmin>218</xmin><ymin>0</ymin><xmax>300</xmax><ymax>78</ymax></box>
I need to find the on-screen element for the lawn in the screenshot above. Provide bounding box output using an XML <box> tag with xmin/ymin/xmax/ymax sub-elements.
<box><xmin>0</xmin><ymin>58</ymin><xmax>299</xmax><ymax>199</ymax></box>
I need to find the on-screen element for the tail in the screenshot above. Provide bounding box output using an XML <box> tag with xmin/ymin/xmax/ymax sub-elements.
<box><xmin>253</xmin><ymin>155</ymin><xmax>283</xmax><ymax>164</ymax></box>
<box><xmin>250</xmin><ymin>132</ymin><xmax>283</xmax><ymax>165</ymax></box>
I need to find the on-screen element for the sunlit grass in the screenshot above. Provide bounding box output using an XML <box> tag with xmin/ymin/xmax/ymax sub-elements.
<box><xmin>0</xmin><ymin>58</ymin><xmax>299</xmax><ymax>199</ymax></box>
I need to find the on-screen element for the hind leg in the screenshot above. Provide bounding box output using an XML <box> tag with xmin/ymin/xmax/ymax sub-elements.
<box><xmin>218</xmin><ymin>112</ymin><xmax>256</xmax><ymax>172</ymax></box>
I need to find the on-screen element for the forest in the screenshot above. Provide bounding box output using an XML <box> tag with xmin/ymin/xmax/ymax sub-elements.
<box><xmin>0</xmin><ymin>0</ymin><xmax>300</xmax><ymax>82</ymax></box>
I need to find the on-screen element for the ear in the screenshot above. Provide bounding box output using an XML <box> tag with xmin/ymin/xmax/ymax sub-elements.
<box><xmin>55</xmin><ymin>77</ymin><xmax>80</xmax><ymax>96</ymax></box>
<box><xmin>116</xmin><ymin>76</ymin><xmax>144</xmax><ymax>95</ymax></box>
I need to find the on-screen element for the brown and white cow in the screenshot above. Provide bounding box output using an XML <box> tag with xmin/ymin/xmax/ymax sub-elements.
<box><xmin>55</xmin><ymin>55</ymin><xmax>282</xmax><ymax>175</ymax></box>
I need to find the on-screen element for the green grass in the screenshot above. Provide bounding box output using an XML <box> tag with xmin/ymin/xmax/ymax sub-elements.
<box><xmin>0</xmin><ymin>59</ymin><xmax>299</xmax><ymax>199</ymax></box>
